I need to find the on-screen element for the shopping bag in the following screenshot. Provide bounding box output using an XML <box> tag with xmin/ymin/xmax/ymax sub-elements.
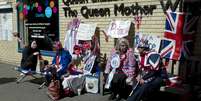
<box><xmin>47</xmin><ymin>80</ymin><xmax>61</xmax><ymax>100</ymax></box>
<box><xmin>85</xmin><ymin>75</ymin><xmax>99</xmax><ymax>94</ymax></box>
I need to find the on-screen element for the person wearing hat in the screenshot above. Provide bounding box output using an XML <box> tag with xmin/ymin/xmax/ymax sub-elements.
<box><xmin>127</xmin><ymin>40</ymin><xmax>168</xmax><ymax>101</ymax></box>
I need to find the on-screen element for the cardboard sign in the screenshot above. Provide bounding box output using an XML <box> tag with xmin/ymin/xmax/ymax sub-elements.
<box><xmin>107</xmin><ymin>20</ymin><xmax>131</xmax><ymax>38</ymax></box>
<box><xmin>85</xmin><ymin>76</ymin><xmax>99</xmax><ymax>94</ymax></box>
<box><xmin>83</xmin><ymin>55</ymin><xmax>96</xmax><ymax>74</ymax></box>
<box><xmin>77</xmin><ymin>23</ymin><xmax>97</xmax><ymax>40</ymax></box>
<box><xmin>134</xmin><ymin>32</ymin><xmax>161</xmax><ymax>53</ymax></box>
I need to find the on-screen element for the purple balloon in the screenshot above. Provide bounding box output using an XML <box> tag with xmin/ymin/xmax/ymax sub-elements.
<box><xmin>38</xmin><ymin>6</ymin><xmax>42</xmax><ymax>13</ymax></box>
<box><xmin>23</xmin><ymin>8</ymin><xmax>28</xmax><ymax>15</ymax></box>
<box><xmin>53</xmin><ymin>7</ymin><xmax>57</xmax><ymax>13</ymax></box>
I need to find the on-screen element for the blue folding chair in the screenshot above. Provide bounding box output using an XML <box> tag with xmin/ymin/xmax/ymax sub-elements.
<box><xmin>15</xmin><ymin>67</ymin><xmax>38</xmax><ymax>83</ymax></box>
<box><xmin>15</xmin><ymin>60</ymin><xmax>47</xmax><ymax>84</ymax></box>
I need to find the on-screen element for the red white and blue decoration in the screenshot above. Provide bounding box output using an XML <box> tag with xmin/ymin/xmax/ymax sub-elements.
<box><xmin>159</xmin><ymin>10</ymin><xmax>193</xmax><ymax>60</ymax></box>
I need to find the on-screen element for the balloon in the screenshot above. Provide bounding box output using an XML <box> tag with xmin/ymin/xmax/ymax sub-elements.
<box><xmin>38</xmin><ymin>6</ymin><xmax>42</xmax><ymax>13</ymax></box>
<box><xmin>23</xmin><ymin>8</ymin><xmax>28</xmax><ymax>15</ymax></box>
<box><xmin>45</xmin><ymin>7</ymin><xmax>52</xmax><ymax>18</ymax></box>
<box><xmin>50</xmin><ymin>1</ymin><xmax>55</xmax><ymax>8</ymax></box>
<box><xmin>23</xmin><ymin>4</ymin><xmax>26</xmax><ymax>8</ymax></box>
<box><xmin>16</xmin><ymin>1</ymin><xmax>20</xmax><ymax>7</ymax></box>
<box><xmin>19</xmin><ymin>12</ymin><xmax>24</xmax><ymax>20</ymax></box>
<box><xmin>18</xmin><ymin>4</ymin><xmax>23</xmax><ymax>12</ymax></box>
<box><xmin>35</xmin><ymin>2</ymin><xmax>38</xmax><ymax>8</ymax></box>
<box><xmin>27</xmin><ymin>5</ymin><xmax>30</xmax><ymax>10</ymax></box>
<box><xmin>53</xmin><ymin>7</ymin><xmax>57</xmax><ymax>13</ymax></box>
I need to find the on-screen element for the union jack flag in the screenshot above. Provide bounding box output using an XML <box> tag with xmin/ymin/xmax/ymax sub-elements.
<box><xmin>160</xmin><ymin>38</ymin><xmax>176</xmax><ymax>59</ymax></box>
<box><xmin>159</xmin><ymin>10</ymin><xmax>193</xmax><ymax>60</ymax></box>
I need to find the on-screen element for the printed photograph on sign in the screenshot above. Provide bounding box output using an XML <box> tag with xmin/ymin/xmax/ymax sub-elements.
<box><xmin>134</xmin><ymin>32</ymin><xmax>161</xmax><ymax>53</ymax></box>
<box><xmin>85</xmin><ymin>76</ymin><xmax>99</xmax><ymax>94</ymax></box>
<box><xmin>83</xmin><ymin>55</ymin><xmax>96</xmax><ymax>74</ymax></box>
<box><xmin>107</xmin><ymin>20</ymin><xmax>131</xmax><ymax>38</ymax></box>
<box><xmin>110</xmin><ymin>54</ymin><xmax>120</xmax><ymax>69</ymax></box>
<box><xmin>77</xmin><ymin>23</ymin><xmax>97</xmax><ymax>40</ymax></box>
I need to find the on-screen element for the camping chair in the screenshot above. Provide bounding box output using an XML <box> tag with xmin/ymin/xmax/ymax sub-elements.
<box><xmin>38</xmin><ymin>67</ymin><xmax>53</xmax><ymax>89</ymax></box>
<box><xmin>38</xmin><ymin>63</ymin><xmax>68</xmax><ymax>89</ymax></box>
<box><xmin>38</xmin><ymin>60</ymin><xmax>50</xmax><ymax>89</ymax></box>
<box><xmin>15</xmin><ymin>68</ymin><xmax>37</xmax><ymax>83</ymax></box>
<box><xmin>15</xmin><ymin>60</ymin><xmax>46</xmax><ymax>84</ymax></box>
<box><xmin>38</xmin><ymin>72</ymin><xmax>48</xmax><ymax>89</ymax></box>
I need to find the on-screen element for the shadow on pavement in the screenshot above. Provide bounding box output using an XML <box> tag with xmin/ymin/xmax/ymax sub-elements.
<box><xmin>0</xmin><ymin>77</ymin><xmax>17</xmax><ymax>85</ymax></box>
<box><xmin>29</xmin><ymin>77</ymin><xmax>45</xmax><ymax>85</ymax></box>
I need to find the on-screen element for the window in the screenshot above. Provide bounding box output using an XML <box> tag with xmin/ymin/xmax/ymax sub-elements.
<box><xmin>0</xmin><ymin>4</ymin><xmax>13</xmax><ymax>41</ymax></box>
<box><xmin>17</xmin><ymin>0</ymin><xmax>59</xmax><ymax>56</ymax></box>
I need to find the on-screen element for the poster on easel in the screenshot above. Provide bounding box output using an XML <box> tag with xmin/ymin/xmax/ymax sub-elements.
<box><xmin>107</xmin><ymin>20</ymin><xmax>131</xmax><ymax>38</ymax></box>
<box><xmin>76</xmin><ymin>23</ymin><xmax>97</xmax><ymax>40</ymax></box>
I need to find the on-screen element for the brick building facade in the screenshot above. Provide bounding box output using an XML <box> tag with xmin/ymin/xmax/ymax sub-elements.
<box><xmin>0</xmin><ymin>0</ymin><xmax>200</xmax><ymax>65</ymax></box>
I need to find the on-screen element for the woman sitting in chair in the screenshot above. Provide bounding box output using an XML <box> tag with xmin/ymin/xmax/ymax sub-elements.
<box><xmin>20</xmin><ymin>40</ymin><xmax>42</xmax><ymax>71</ymax></box>
<box><xmin>104</xmin><ymin>38</ymin><xmax>138</xmax><ymax>101</ymax></box>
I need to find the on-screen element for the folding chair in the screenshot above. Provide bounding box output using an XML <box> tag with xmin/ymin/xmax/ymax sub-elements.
<box><xmin>15</xmin><ymin>67</ymin><xmax>38</xmax><ymax>83</ymax></box>
<box><xmin>15</xmin><ymin>60</ymin><xmax>46</xmax><ymax>84</ymax></box>
<box><xmin>38</xmin><ymin>80</ymin><xmax>47</xmax><ymax>89</ymax></box>
<box><xmin>38</xmin><ymin>71</ymin><xmax>49</xmax><ymax>89</ymax></box>
<box><xmin>38</xmin><ymin>60</ymin><xmax>51</xmax><ymax>89</ymax></box>
<box><xmin>38</xmin><ymin>65</ymin><xmax>64</xmax><ymax>89</ymax></box>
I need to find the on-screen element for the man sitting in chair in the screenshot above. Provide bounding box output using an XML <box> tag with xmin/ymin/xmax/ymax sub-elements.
<box><xmin>44</xmin><ymin>41</ymin><xmax>72</xmax><ymax>85</ymax></box>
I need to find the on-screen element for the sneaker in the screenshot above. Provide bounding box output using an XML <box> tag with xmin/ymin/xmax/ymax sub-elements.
<box><xmin>20</xmin><ymin>73</ymin><xmax>25</xmax><ymax>76</ymax></box>
<box><xmin>108</xmin><ymin>93</ymin><xmax>117</xmax><ymax>100</ymax></box>
<box><xmin>115</xmin><ymin>96</ymin><xmax>122</xmax><ymax>101</ymax></box>
<box><xmin>14</xmin><ymin>67</ymin><xmax>20</xmax><ymax>71</ymax></box>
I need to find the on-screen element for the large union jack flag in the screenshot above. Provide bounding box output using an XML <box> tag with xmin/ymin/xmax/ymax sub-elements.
<box><xmin>159</xmin><ymin>10</ymin><xmax>193</xmax><ymax>60</ymax></box>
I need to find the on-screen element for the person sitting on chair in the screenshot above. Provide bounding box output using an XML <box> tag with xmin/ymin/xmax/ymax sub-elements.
<box><xmin>104</xmin><ymin>38</ymin><xmax>137</xmax><ymax>101</ymax></box>
<box><xmin>45</xmin><ymin>41</ymin><xmax>72</xmax><ymax>84</ymax></box>
<box><xmin>20</xmin><ymin>40</ymin><xmax>42</xmax><ymax>72</ymax></box>
<box><xmin>127</xmin><ymin>40</ymin><xmax>168</xmax><ymax>101</ymax></box>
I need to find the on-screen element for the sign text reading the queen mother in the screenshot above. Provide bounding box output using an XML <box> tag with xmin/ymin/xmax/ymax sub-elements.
<box><xmin>62</xmin><ymin>0</ymin><xmax>157</xmax><ymax>19</ymax></box>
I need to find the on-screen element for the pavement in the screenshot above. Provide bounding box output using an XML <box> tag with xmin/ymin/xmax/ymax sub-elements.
<box><xmin>1</xmin><ymin>62</ymin><xmax>198</xmax><ymax>101</ymax></box>
<box><xmin>0</xmin><ymin>62</ymin><xmax>109</xmax><ymax>101</ymax></box>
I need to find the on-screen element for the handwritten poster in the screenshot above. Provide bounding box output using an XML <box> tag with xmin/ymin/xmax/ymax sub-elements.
<box><xmin>134</xmin><ymin>32</ymin><xmax>161</xmax><ymax>53</ymax></box>
<box><xmin>107</xmin><ymin>20</ymin><xmax>131</xmax><ymax>38</ymax></box>
<box><xmin>77</xmin><ymin>23</ymin><xmax>97</xmax><ymax>40</ymax></box>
